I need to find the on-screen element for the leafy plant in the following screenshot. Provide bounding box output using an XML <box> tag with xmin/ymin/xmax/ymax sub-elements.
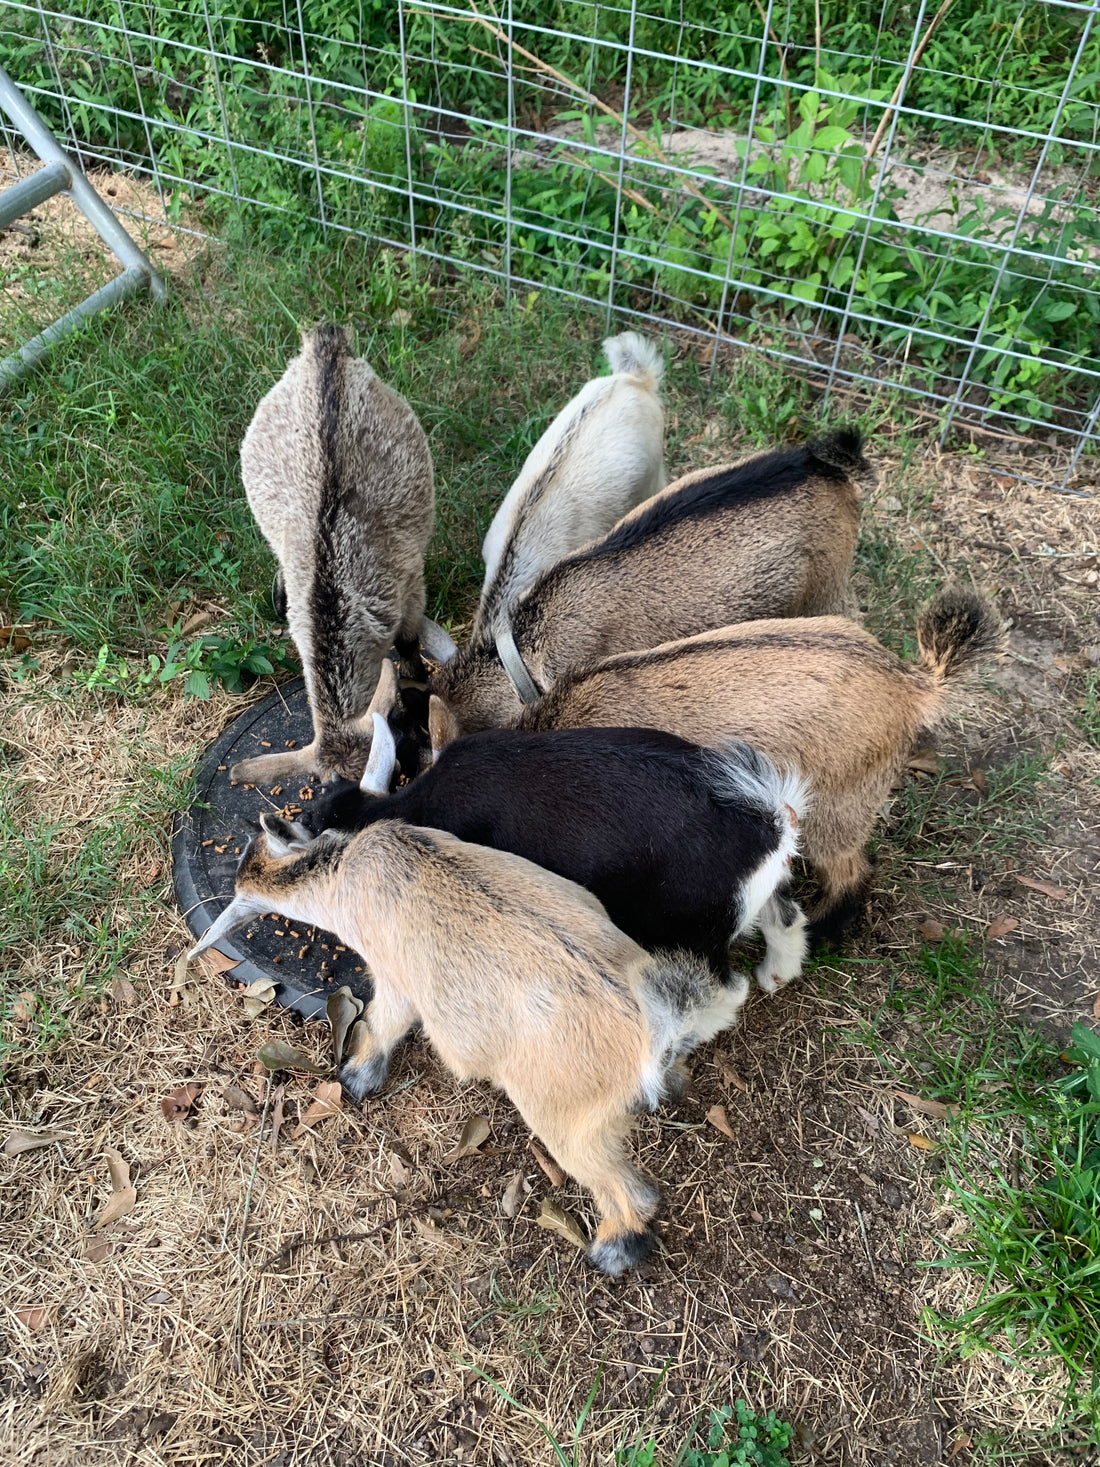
<box><xmin>80</xmin><ymin>631</ymin><xmax>295</xmax><ymax>700</ymax></box>
<box><xmin>620</xmin><ymin>1401</ymin><xmax>794</xmax><ymax>1467</ymax></box>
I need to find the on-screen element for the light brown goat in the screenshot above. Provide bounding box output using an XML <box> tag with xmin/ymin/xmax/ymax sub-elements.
<box><xmin>231</xmin><ymin>325</ymin><xmax>436</xmax><ymax>786</ymax></box>
<box><xmin>430</xmin><ymin>429</ymin><xmax>868</xmax><ymax>737</ymax></box>
<box><xmin>430</xmin><ymin>588</ymin><xmax>1002</xmax><ymax>947</ymax></box>
<box><xmin>187</xmin><ymin>817</ymin><xmax>752</xmax><ymax>1274</ymax></box>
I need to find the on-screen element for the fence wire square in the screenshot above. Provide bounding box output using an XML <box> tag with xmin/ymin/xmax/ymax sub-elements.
<box><xmin>3</xmin><ymin>0</ymin><xmax>1099</xmax><ymax>486</ymax></box>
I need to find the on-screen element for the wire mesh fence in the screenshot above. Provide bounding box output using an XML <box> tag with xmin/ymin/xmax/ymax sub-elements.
<box><xmin>3</xmin><ymin>0</ymin><xmax>1099</xmax><ymax>486</ymax></box>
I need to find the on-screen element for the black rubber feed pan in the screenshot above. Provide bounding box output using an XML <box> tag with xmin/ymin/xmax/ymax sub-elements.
<box><xmin>172</xmin><ymin>677</ymin><xmax>373</xmax><ymax>1019</ymax></box>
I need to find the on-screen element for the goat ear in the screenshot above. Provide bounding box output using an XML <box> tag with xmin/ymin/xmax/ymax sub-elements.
<box><xmin>360</xmin><ymin>712</ymin><xmax>396</xmax><ymax>794</ymax></box>
<box><xmin>419</xmin><ymin>615</ymin><xmax>458</xmax><ymax>664</ymax></box>
<box><xmin>428</xmin><ymin>694</ymin><xmax>460</xmax><ymax>761</ymax></box>
<box><xmin>260</xmin><ymin>811</ymin><xmax>314</xmax><ymax>858</ymax></box>
<box><xmin>186</xmin><ymin>894</ymin><xmax>265</xmax><ymax>965</ymax></box>
<box><xmin>366</xmin><ymin>657</ymin><xmax>399</xmax><ymax>718</ymax></box>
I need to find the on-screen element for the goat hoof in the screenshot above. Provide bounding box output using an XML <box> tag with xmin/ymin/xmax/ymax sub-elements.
<box><xmin>587</xmin><ymin>1226</ymin><xmax>657</xmax><ymax>1277</ymax></box>
<box><xmin>338</xmin><ymin>1052</ymin><xmax>389</xmax><ymax>1103</ymax></box>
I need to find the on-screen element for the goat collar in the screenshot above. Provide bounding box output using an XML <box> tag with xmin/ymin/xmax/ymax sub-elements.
<box><xmin>494</xmin><ymin>627</ymin><xmax>541</xmax><ymax>705</ymax></box>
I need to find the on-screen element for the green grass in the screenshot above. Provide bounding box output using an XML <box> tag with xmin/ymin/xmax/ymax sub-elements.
<box><xmin>839</xmin><ymin>934</ymin><xmax>1100</xmax><ymax>1444</ymax></box>
<box><xmin>0</xmin><ymin>721</ymin><xmax>198</xmax><ymax>1071</ymax></box>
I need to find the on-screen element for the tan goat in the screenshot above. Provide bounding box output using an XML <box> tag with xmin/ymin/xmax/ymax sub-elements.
<box><xmin>430</xmin><ymin>588</ymin><xmax>1003</xmax><ymax>947</ymax></box>
<box><xmin>430</xmin><ymin>429</ymin><xmax>868</xmax><ymax>737</ymax></box>
<box><xmin>187</xmin><ymin>817</ymin><xmax>756</xmax><ymax>1274</ymax></box>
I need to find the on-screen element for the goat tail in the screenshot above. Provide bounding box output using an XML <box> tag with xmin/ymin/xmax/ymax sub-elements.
<box><xmin>602</xmin><ymin>331</ymin><xmax>664</xmax><ymax>390</ymax></box>
<box><xmin>301</xmin><ymin>321</ymin><xmax>353</xmax><ymax>364</ymax></box>
<box><xmin>805</xmin><ymin>425</ymin><xmax>875</xmax><ymax>498</ymax></box>
<box><xmin>700</xmin><ymin>739</ymin><xmax>810</xmax><ymax>833</ymax></box>
<box><xmin>638</xmin><ymin>950</ymin><xmax>749</xmax><ymax>1106</ymax></box>
<box><xmin>916</xmin><ymin>587</ymin><xmax>1004</xmax><ymax>686</ymax></box>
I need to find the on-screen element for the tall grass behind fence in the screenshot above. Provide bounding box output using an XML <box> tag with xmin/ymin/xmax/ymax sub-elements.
<box><xmin>2</xmin><ymin>1</ymin><xmax>1100</xmax><ymax>485</ymax></box>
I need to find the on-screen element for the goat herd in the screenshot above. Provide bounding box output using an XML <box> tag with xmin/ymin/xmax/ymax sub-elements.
<box><xmin>186</xmin><ymin>326</ymin><xmax>1001</xmax><ymax>1276</ymax></box>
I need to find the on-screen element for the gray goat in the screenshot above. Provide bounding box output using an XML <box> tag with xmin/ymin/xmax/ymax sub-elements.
<box><xmin>230</xmin><ymin>325</ymin><xmax>439</xmax><ymax>785</ymax></box>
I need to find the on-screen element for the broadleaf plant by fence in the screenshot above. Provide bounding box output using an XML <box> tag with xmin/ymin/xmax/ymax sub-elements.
<box><xmin>2</xmin><ymin>0</ymin><xmax>1099</xmax><ymax>486</ymax></box>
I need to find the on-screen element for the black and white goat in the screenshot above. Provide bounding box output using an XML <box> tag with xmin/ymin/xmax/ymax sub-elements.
<box><xmin>305</xmin><ymin>694</ymin><xmax>810</xmax><ymax>992</ymax></box>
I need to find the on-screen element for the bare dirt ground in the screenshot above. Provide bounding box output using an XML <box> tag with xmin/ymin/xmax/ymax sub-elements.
<box><xmin>2</xmin><ymin>426</ymin><xmax>1097</xmax><ymax>1464</ymax></box>
<box><xmin>0</xmin><ymin>148</ymin><xmax>203</xmax><ymax>350</ymax></box>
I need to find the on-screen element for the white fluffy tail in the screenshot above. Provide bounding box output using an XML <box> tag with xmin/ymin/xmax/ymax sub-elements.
<box><xmin>701</xmin><ymin>741</ymin><xmax>810</xmax><ymax>834</ymax></box>
<box><xmin>602</xmin><ymin>331</ymin><xmax>664</xmax><ymax>390</ymax></box>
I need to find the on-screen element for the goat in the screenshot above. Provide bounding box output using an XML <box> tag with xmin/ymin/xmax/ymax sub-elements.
<box><xmin>430</xmin><ymin>428</ymin><xmax>869</xmax><ymax>738</ymax></box>
<box><xmin>230</xmin><ymin>325</ymin><xmax>439</xmax><ymax>786</ymax></box>
<box><xmin>429</xmin><ymin>588</ymin><xmax>1002</xmax><ymax>949</ymax></box>
<box><xmin>473</xmin><ymin>332</ymin><xmax>666</xmax><ymax>641</ymax></box>
<box><xmin>304</xmin><ymin>714</ymin><xmax>809</xmax><ymax>992</ymax></box>
<box><xmin>186</xmin><ymin>815</ymin><xmax>750</xmax><ymax>1275</ymax></box>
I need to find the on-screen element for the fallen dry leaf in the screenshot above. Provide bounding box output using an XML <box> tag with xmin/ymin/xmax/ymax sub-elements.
<box><xmin>292</xmin><ymin>1081</ymin><xmax>342</xmax><ymax>1137</ymax></box>
<box><xmin>715</xmin><ymin>1056</ymin><xmax>748</xmax><ymax>1091</ymax></box>
<box><xmin>103</xmin><ymin>1147</ymin><xmax>130</xmax><ymax>1193</ymax></box>
<box><xmin>969</xmin><ymin>767</ymin><xmax>988</xmax><ymax>794</ymax></box>
<box><xmin>907</xmin><ymin>1133</ymin><xmax>938</xmax><ymax>1152</ymax></box>
<box><xmin>706</xmin><ymin>1104</ymin><xmax>737</xmax><ymax>1141</ymax></box>
<box><xmin>91</xmin><ymin>1147</ymin><xmax>136</xmax><ymax>1229</ymax></box>
<box><xmin>326</xmin><ymin>986</ymin><xmax>364</xmax><ymax>1067</ymax></box>
<box><xmin>94</xmin><ymin>1187</ymin><xmax>136</xmax><ymax>1230</ymax></box>
<box><xmin>535</xmin><ymin>1198</ymin><xmax>587</xmax><ymax>1250</ymax></box>
<box><xmin>949</xmin><ymin>1435</ymin><xmax>973</xmax><ymax>1459</ymax></box>
<box><xmin>222</xmin><ymin>1085</ymin><xmax>259</xmax><ymax>1115</ymax></box>
<box><xmin>192</xmin><ymin>947</ymin><xmax>240</xmax><ymax>976</ymax></box>
<box><xmin>855</xmin><ymin>1105</ymin><xmax>880</xmax><ymax>1135</ymax></box>
<box><xmin>894</xmin><ymin>1090</ymin><xmax>959</xmax><ymax>1121</ymax></box>
<box><xmin>15</xmin><ymin>1307</ymin><xmax>48</xmax><ymax>1331</ymax></box>
<box><xmin>0</xmin><ymin>625</ymin><xmax>32</xmax><ymax>653</ymax></box>
<box><xmin>444</xmin><ymin>1114</ymin><xmax>491</xmax><ymax>1164</ymax></box>
<box><xmin>11</xmin><ymin>992</ymin><xmax>37</xmax><ymax>1025</ymax></box>
<box><xmin>906</xmin><ymin>750</ymin><xmax>942</xmax><ymax>776</ymax></box>
<box><xmin>256</xmin><ymin>1040</ymin><xmax>327</xmax><ymax>1075</ymax></box>
<box><xmin>985</xmin><ymin>915</ymin><xmax>1019</xmax><ymax>941</ymax></box>
<box><xmin>388</xmin><ymin>1151</ymin><xmax>408</xmax><ymax>1188</ymax></box>
<box><xmin>1017</xmin><ymin>875</ymin><xmax>1068</xmax><ymax>901</ymax></box>
<box><xmin>84</xmin><ymin>1237</ymin><xmax>114</xmax><ymax>1263</ymax></box>
<box><xmin>528</xmin><ymin>1140</ymin><xmax>565</xmax><ymax>1186</ymax></box>
<box><xmin>109</xmin><ymin>977</ymin><xmax>137</xmax><ymax>1007</ymax></box>
<box><xmin>160</xmin><ymin>1082</ymin><xmax>202</xmax><ymax>1124</ymax></box>
<box><xmin>501</xmin><ymin>1171</ymin><xmax>525</xmax><ymax>1219</ymax></box>
<box><xmin>916</xmin><ymin>918</ymin><xmax>945</xmax><ymax>943</ymax></box>
<box><xmin>4</xmin><ymin>1130</ymin><xmax>66</xmax><ymax>1156</ymax></box>
<box><xmin>240</xmin><ymin>978</ymin><xmax>277</xmax><ymax>1020</ymax></box>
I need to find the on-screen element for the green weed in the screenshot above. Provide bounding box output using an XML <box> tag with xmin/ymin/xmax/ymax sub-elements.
<box><xmin>1078</xmin><ymin>672</ymin><xmax>1100</xmax><ymax>749</ymax></box>
<box><xmin>620</xmin><ymin>1401</ymin><xmax>795</xmax><ymax>1466</ymax></box>
<box><xmin>839</xmin><ymin>930</ymin><xmax>1100</xmax><ymax>1425</ymax></box>
<box><xmin>6</xmin><ymin>5</ymin><xmax>1099</xmax><ymax>429</ymax></box>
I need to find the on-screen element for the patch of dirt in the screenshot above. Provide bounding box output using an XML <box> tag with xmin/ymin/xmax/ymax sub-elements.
<box><xmin>0</xmin><ymin>148</ymin><xmax>205</xmax><ymax>349</ymax></box>
<box><xmin>515</xmin><ymin>119</ymin><xmax>1097</xmax><ymax>256</ymax></box>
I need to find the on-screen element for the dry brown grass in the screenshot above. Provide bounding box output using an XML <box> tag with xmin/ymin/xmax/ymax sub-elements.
<box><xmin>2</xmin><ymin>435</ymin><xmax>1099</xmax><ymax>1464</ymax></box>
<box><xmin>1</xmin><ymin>147</ymin><xmax>205</xmax><ymax>350</ymax></box>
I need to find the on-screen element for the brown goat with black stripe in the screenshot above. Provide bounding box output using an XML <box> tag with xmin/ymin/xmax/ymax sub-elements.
<box><xmin>430</xmin><ymin>588</ymin><xmax>1002</xmax><ymax>950</ymax></box>
<box><xmin>429</xmin><ymin>429</ymin><xmax>869</xmax><ymax>739</ymax></box>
